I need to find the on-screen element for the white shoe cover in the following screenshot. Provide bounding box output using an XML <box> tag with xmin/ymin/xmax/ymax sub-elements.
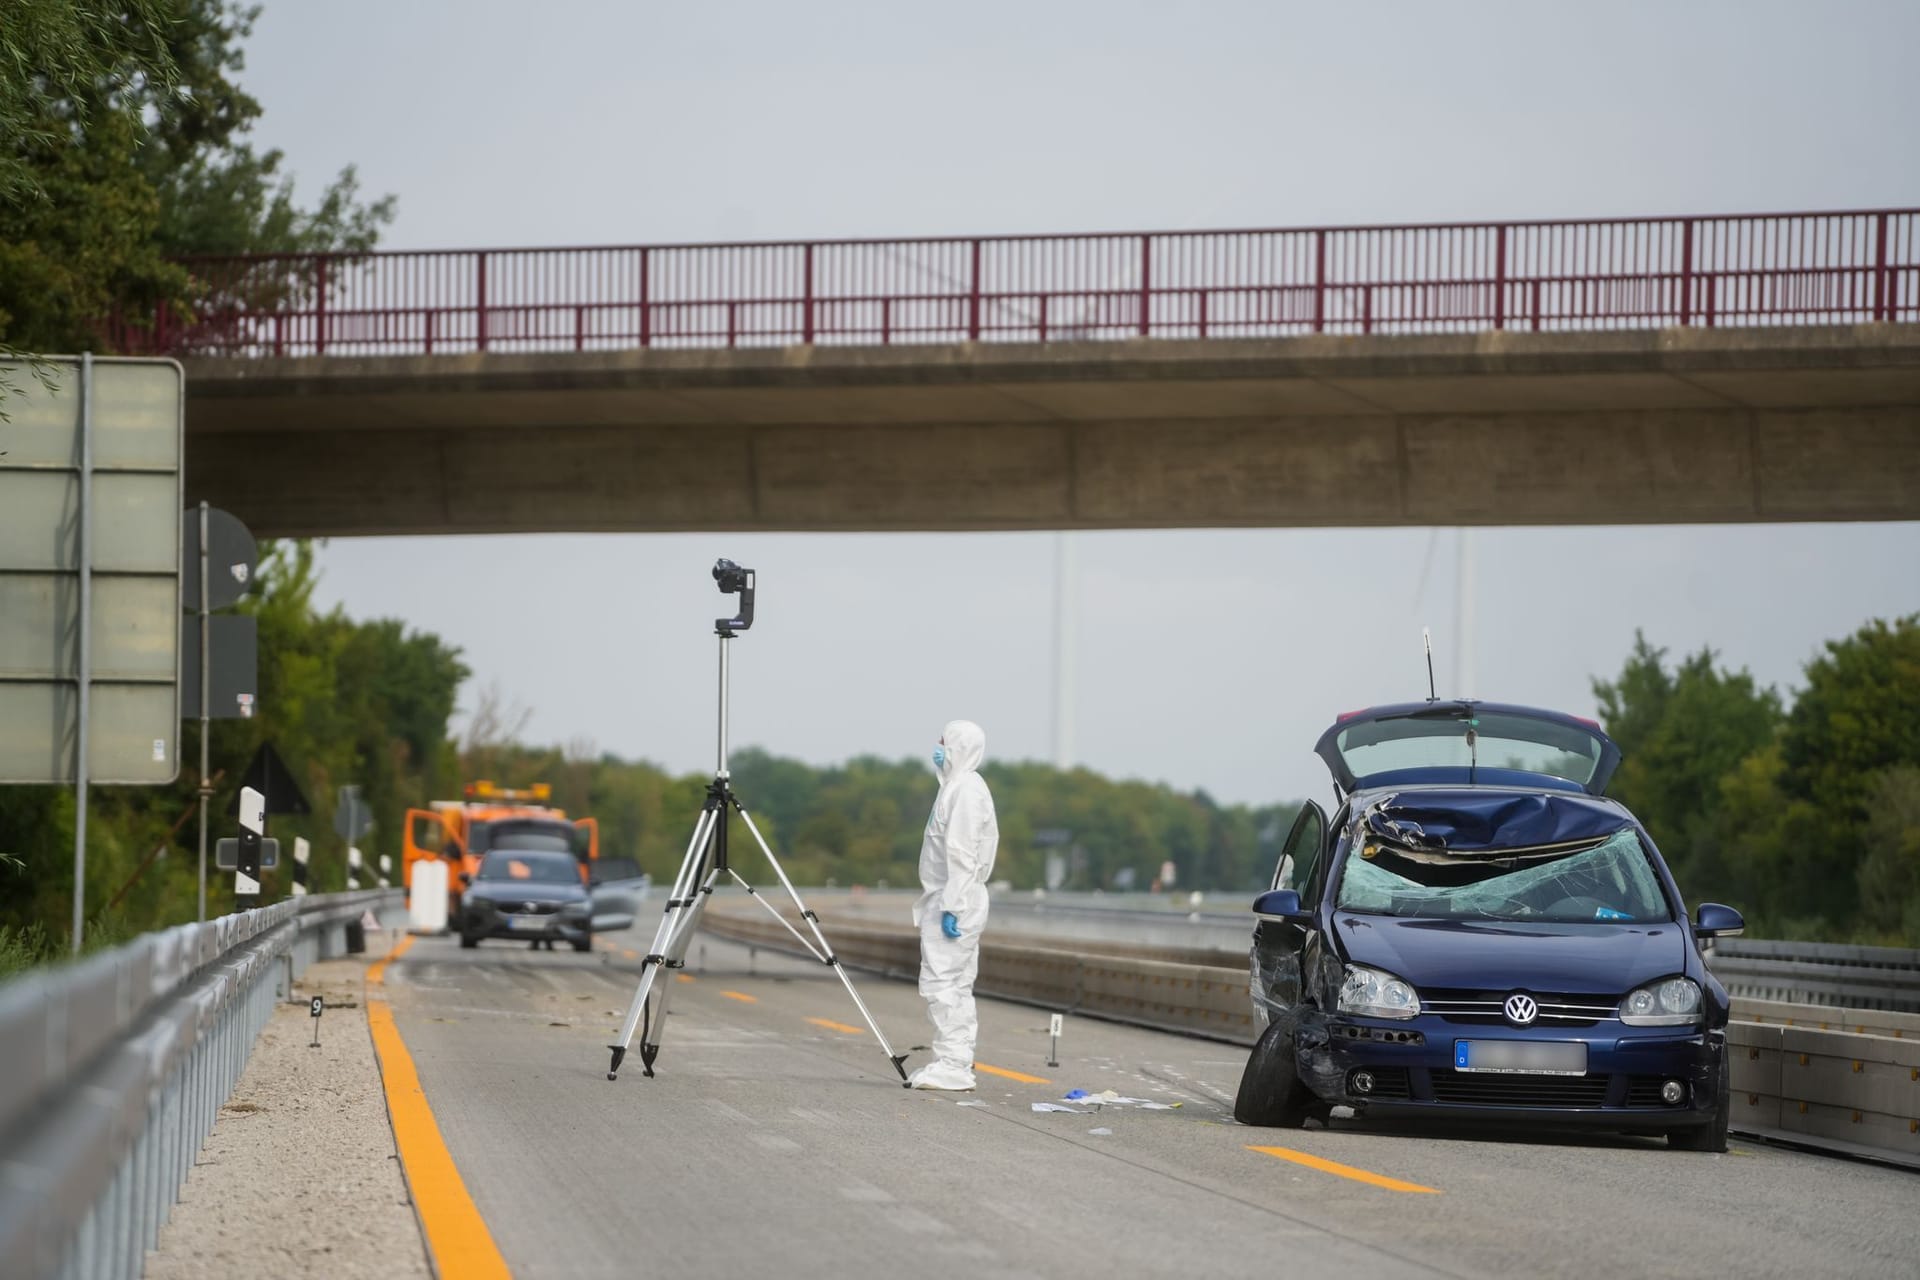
<box><xmin>908</xmin><ymin>1060</ymin><xmax>977</xmax><ymax>1091</ymax></box>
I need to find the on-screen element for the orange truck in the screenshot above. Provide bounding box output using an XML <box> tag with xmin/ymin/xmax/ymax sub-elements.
<box><xmin>403</xmin><ymin>781</ymin><xmax>599</xmax><ymax>929</ymax></box>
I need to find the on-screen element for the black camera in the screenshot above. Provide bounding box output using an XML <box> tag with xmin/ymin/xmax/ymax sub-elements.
<box><xmin>713</xmin><ymin>558</ymin><xmax>755</xmax><ymax>636</ymax></box>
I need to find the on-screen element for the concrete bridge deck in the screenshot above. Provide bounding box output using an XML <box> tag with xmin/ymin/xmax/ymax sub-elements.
<box><xmin>183</xmin><ymin>324</ymin><xmax>1920</xmax><ymax>535</ymax></box>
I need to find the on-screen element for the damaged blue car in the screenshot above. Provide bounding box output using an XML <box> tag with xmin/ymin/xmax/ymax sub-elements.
<box><xmin>1237</xmin><ymin>701</ymin><xmax>1744</xmax><ymax>1151</ymax></box>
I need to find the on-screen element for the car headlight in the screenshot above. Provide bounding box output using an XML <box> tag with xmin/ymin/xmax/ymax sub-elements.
<box><xmin>1619</xmin><ymin>976</ymin><xmax>1702</xmax><ymax>1026</ymax></box>
<box><xmin>560</xmin><ymin>901</ymin><xmax>590</xmax><ymax>917</ymax></box>
<box><xmin>1337</xmin><ymin>964</ymin><xmax>1421</xmax><ymax>1020</ymax></box>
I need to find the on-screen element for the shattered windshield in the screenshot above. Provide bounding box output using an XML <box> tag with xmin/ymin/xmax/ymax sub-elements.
<box><xmin>1334</xmin><ymin>827</ymin><xmax>1672</xmax><ymax>923</ymax></box>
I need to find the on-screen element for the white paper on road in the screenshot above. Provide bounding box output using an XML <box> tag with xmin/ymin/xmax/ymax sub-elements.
<box><xmin>1032</xmin><ymin>1103</ymin><xmax>1087</xmax><ymax>1113</ymax></box>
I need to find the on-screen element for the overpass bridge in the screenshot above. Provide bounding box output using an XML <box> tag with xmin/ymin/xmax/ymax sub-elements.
<box><xmin>127</xmin><ymin>207</ymin><xmax>1920</xmax><ymax>535</ymax></box>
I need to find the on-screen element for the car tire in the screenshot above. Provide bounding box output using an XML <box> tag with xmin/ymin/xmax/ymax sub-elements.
<box><xmin>572</xmin><ymin>930</ymin><xmax>592</xmax><ymax>954</ymax></box>
<box><xmin>1669</xmin><ymin>1052</ymin><xmax>1730</xmax><ymax>1152</ymax></box>
<box><xmin>459</xmin><ymin>932</ymin><xmax>478</xmax><ymax>950</ymax></box>
<box><xmin>1234</xmin><ymin>1017</ymin><xmax>1313</xmax><ymax>1128</ymax></box>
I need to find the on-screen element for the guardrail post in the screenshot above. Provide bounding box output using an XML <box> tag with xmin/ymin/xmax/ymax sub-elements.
<box><xmin>1872</xmin><ymin>211</ymin><xmax>1890</xmax><ymax>322</ymax></box>
<box><xmin>802</xmin><ymin>242</ymin><xmax>816</xmax><ymax>344</ymax></box>
<box><xmin>1493</xmin><ymin>225</ymin><xmax>1507</xmax><ymax>329</ymax></box>
<box><xmin>1312</xmin><ymin>230</ymin><xmax>1326</xmax><ymax>333</ymax></box>
<box><xmin>313</xmin><ymin>257</ymin><xmax>328</xmax><ymax>355</ymax></box>
<box><xmin>638</xmin><ymin>247</ymin><xmax>652</xmax><ymax>348</ymax></box>
<box><xmin>475</xmin><ymin>251</ymin><xmax>489</xmax><ymax>352</ymax></box>
<box><xmin>968</xmin><ymin>239</ymin><xmax>982</xmax><ymax>341</ymax></box>
<box><xmin>1680</xmin><ymin>218</ymin><xmax>1695</xmax><ymax>326</ymax></box>
<box><xmin>1138</xmin><ymin>234</ymin><xmax>1152</xmax><ymax>337</ymax></box>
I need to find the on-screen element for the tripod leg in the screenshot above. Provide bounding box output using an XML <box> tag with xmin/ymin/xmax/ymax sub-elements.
<box><xmin>608</xmin><ymin>805</ymin><xmax>717</xmax><ymax>1080</ymax></box>
<box><xmin>636</xmin><ymin>864</ymin><xmax>719</xmax><ymax>1072</ymax></box>
<box><xmin>735</xmin><ymin>804</ymin><xmax>911</xmax><ymax>1083</ymax></box>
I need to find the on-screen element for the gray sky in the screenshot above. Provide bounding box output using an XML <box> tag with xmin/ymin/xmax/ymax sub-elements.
<box><xmin>236</xmin><ymin>1</ymin><xmax>1920</xmax><ymax>806</ymax></box>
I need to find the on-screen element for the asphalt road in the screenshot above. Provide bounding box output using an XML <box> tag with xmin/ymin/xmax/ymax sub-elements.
<box><xmin>384</xmin><ymin>930</ymin><xmax>1918</xmax><ymax>1280</ymax></box>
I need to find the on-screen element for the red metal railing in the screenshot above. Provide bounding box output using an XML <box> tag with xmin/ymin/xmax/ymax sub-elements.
<box><xmin>120</xmin><ymin>209</ymin><xmax>1920</xmax><ymax>358</ymax></box>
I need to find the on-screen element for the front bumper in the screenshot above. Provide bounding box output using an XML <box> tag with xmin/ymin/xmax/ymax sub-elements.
<box><xmin>1296</xmin><ymin>1011</ymin><xmax>1724</xmax><ymax>1131</ymax></box>
<box><xmin>464</xmin><ymin>905</ymin><xmax>591</xmax><ymax>942</ymax></box>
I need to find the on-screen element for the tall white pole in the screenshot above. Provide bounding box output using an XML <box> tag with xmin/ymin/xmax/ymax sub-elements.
<box><xmin>1052</xmin><ymin>532</ymin><xmax>1077</xmax><ymax>769</ymax></box>
<box><xmin>1455</xmin><ymin>528</ymin><xmax>1477</xmax><ymax>700</ymax></box>
<box><xmin>72</xmin><ymin>354</ymin><xmax>94</xmax><ymax>954</ymax></box>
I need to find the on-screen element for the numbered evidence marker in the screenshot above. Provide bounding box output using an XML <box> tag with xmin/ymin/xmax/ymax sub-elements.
<box><xmin>235</xmin><ymin>785</ymin><xmax>265</xmax><ymax>898</ymax></box>
<box><xmin>1048</xmin><ymin>1012</ymin><xmax>1063</xmax><ymax>1068</ymax></box>
<box><xmin>309</xmin><ymin>994</ymin><xmax>324</xmax><ymax>1047</ymax></box>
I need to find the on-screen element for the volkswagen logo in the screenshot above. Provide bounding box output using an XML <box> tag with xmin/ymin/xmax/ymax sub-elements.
<box><xmin>1504</xmin><ymin>993</ymin><xmax>1539</xmax><ymax>1026</ymax></box>
<box><xmin>524</xmin><ymin>902</ymin><xmax>540</xmax><ymax>914</ymax></box>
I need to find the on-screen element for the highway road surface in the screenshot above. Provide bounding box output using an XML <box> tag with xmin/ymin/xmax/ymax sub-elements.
<box><xmin>382</xmin><ymin>932</ymin><xmax>1918</xmax><ymax>1280</ymax></box>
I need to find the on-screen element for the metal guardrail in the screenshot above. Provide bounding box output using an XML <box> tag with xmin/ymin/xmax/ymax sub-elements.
<box><xmin>703</xmin><ymin>905</ymin><xmax>1920</xmax><ymax>1163</ymax></box>
<box><xmin>111</xmin><ymin>208</ymin><xmax>1920</xmax><ymax>357</ymax></box>
<box><xmin>1705</xmin><ymin>939</ymin><xmax>1920</xmax><ymax>1013</ymax></box>
<box><xmin>0</xmin><ymin>890</ymin><xmax>404</xmax><ymax>1280</ymax></box>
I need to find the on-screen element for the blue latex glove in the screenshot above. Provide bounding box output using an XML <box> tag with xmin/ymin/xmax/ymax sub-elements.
<box><xmin>941</xmin><ymin>911</ymin><xmax>962</xmax><ymax>939</ymax></box>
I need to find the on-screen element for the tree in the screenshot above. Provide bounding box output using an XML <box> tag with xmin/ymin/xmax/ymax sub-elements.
<box><xmin>1592</xmin><ymin>632</ymin><xmax>1783</xmax><ymax>890</ymax></box>
<box><xmin>0</xmin><ymin>0</ymin><xmax>393</xmax><ymax>361</ymax></box>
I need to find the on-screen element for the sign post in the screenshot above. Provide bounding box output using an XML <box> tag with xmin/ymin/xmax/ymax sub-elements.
<box><xmin>184</xmin><ymin>506</ymin><xmax>259</xmax><ymax>920</ymax></box>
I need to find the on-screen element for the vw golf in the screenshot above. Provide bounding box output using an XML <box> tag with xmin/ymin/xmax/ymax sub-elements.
<box><xmin>1237</xmin><ymin>701</ymin><xmax>1744</xmax><ymax>1151</ymax></box>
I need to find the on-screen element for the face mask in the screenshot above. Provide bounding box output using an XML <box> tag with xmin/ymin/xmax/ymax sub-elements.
<box><xmin>932</xmin><ymin>747</ymin><xmax>946</xmax><ymax>769</ymax></box>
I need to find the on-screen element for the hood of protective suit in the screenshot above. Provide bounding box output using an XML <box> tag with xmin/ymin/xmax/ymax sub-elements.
<box><xmin>937</xmin><ymin>720</ymin><xmax>986</xmax><ymax>781</ymax></box>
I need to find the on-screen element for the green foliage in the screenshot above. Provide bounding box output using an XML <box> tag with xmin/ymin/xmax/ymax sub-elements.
<box><xmin>1593</xmin><ymin>631</ymin><xmax>1784</xmax><ymax>886</ymax></box>
<box><xmin>0</xmin><ymin>538</ymin><xmax>469</xmax><ymax>954</ymax></box>
<box><xmin>1594</xmin><ymin>615</ymin><xmax>1920</xmax><ymax>943</ymax></box>
<box><xmin>0</xmin><ymin>0</ymin><xmax>394</xmax><ymax>359</ymax></box>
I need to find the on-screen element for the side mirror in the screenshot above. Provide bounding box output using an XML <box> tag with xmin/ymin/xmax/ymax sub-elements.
<box><xmin>1253</xmin><ymin>888</ymin><xmax>1305</xmax><ymax>920</ymax></box>
<box><xmin>458</xmin><ymin>872</ymin><xmax>473</xmax><ymax>886</ymax></box>
<box><xmin>1693</xmin><ymin>902</ymin><xmax>1744</xmax><ymax>938</ymax></box>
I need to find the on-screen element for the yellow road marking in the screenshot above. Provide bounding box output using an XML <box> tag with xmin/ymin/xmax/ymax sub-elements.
<box><xmin>675</xmin><ymin>973</ymin><xmax>697</xmax><ymax>984</ymax></box>
<box><xmin>363</xmin><ymin>938</ymin><xmax>512</xmax><ymax>1278</ymax></box>
<box><xmin>367</xmin><ymin>934</ymin><xmax>414</xmax><ymax>986</ymax></box>
<box><xmin>1246</xmin><ymin>1145</ymin><xmax>1441</xmax><ymax>1194</ymax></box>
<box><xmin>807</xmin><ymin>1017</ymin><xmax>864</xmax><ymax>1034</ymax></box>
<box><xmin>721</xmin><ymin>990</ymin><xmax>758</xmax><ymax>1003</ymax></box>
<box><xmin>974</xmin><ymin>1061</ymin><xmax>1050</xmax><ymax>1084</ymax></box>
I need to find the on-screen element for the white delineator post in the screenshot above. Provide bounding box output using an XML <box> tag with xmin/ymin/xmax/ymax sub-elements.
<box><xmin>347</xmin><ymin>846</ymin><xmax>362</xmax><ymax>891</ymax></box>
<box><xmin>291</xmin><ymin>837</ymin><xmax>310</xmax><ymax>896</ymax></box>
<box><xmin>235</xmin><ymin>785</ymin><xmax>265</xmax><ymax>898</ymax></box>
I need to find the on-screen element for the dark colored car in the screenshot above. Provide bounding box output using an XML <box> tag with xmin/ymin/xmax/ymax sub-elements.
<box><xmin>459</xmin><ymin>848</ymin><xmax>594</xmax><ymax>951</ymax></box>
<box><xmin>1237</xmin><ymin>701</ymin><xmax>1745</xmax><ymax>1151</ymax></box>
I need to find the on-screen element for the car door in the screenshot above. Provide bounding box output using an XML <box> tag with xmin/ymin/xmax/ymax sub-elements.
<box><xmin>1252</xmin><ymin>801</ymin><xmax>1326</xmax><ymax>1024</ymax></box>
<box><xmin>589</xmin><ymin>856</ymin><xmax>651</xmax><ymax>933</ymax></box>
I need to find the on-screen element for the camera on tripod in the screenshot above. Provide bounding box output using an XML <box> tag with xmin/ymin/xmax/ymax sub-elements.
<box><xmin>713</xmin><ymin>558</ymin><xmax>755</xmax><ymax>636</ymax></box>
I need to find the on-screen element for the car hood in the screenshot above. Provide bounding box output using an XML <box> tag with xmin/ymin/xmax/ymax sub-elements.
<box><xmin>1332</xmin><ymin>914</ymin><xmax>1686</xmax><ymax>995</ymax></box>
<box><xmin>466</xmin><ymin>881</ymin><xmax>585</xmax><ymax>905</ymax></box>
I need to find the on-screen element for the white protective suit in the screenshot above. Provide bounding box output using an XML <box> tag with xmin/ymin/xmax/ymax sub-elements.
<box><xmin>907</xmin><ymin>719</ymin><xmax>999</xmax><ymax>1090</ymax></box>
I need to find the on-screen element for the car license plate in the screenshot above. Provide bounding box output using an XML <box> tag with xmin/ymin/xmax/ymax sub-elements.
<box><xmin>1453</xmin><ymin>1040</ymin><xmax>1587</xmax><ymax>1075</ymax></box>
<box><xmin>508</xmin><ymin>915</ymin><xmax>548</xmax><ymax>932</ymax></box>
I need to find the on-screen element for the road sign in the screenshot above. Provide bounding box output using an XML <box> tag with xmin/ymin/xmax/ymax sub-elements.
<box><xmin>0</xmin><ymin>356</ymin><xmax>183</xmax><ymax>784</ymax></box>
<box><xmin>224</xmin><ymin>741</ymin><xmax>311</xmax><ymax>818</ymax></box>
<box><xmin>334</xmin><ymin>784</ymin><xmax>374</xmax><ymax>840</ymax></box>
<box><xmin>215</xmin><ymin>837</ymin><xmax>280</xmax><ymax>870</ymax></box>
<box><xmin>180</xmin><ymin>613</ymin><xmax>258</xmax><ymax>719</ymax></box>
<box><xmin>182</xmin><ymin>506</ymin><xmax>257</xmax><ymax>611</ymax></box>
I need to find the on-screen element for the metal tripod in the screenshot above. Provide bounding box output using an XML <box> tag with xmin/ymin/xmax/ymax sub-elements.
<box><xmin>607</xmin><ymin>630</ymin><xmax>909</xmax><ymax>1084</ymax></box>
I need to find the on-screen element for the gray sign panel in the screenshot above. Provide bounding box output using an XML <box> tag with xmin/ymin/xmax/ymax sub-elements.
<box><xmin>180</xmin><ymin>613</ymin><xmax>258</xmax><ymax>721</ymax></box>
<box><xmin>0</xmin><ymin>357</ymin><xmax>184</xmax><ymax>783</ymax></box>
<box><xmin>183</xmin><ymin>506</ymin><xmax>258</xmax><ymax>611</ymax></box>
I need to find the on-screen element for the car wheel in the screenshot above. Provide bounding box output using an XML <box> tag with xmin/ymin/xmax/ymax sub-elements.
<box><xmin>1234</xmin><ymin>1017</ymin><xmax>1313</xmax><ymax>1128</ymax></box>
<box><xmin>572</xmin><ymin>930</ymin><xmax>592</xmax><ymax>954</ymax></box>
<box><xmin>1669</xmin><ymin>1052</ymin><xmax>1730</xmax><ymax>1152</ymax></box>
<box><xmin>459</xmin><ymin>932</ymin><xmax>478</xmax><ymax>950</ymax></box>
